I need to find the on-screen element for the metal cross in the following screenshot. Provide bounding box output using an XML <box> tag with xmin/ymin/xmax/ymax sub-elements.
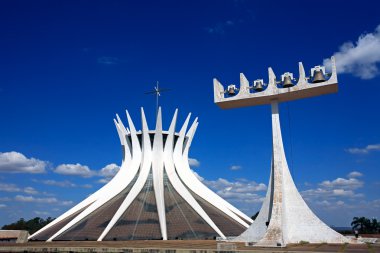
<box><xmin>144</xmin><ymin>81</ymin><xmax>171</xmax><ymax>117</ymax></box>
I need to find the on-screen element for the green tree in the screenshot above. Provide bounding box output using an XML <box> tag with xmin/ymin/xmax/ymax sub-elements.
<box><xmin>2</xmin><ymin>217</ymin><xmax>55</xmax><ymax>234</ymax></box>
<box><xmin>351</xmin><ymin>216</ymin><xmax>369</xmax><ymax>233</ymax></box>
<box><xmin>368</xmin><ymin>218</ymin><xmax>380</xmax><ymax>233</ymax></box>
<box><xmin>351</xmin><ymin>216</ymin><xmax>380</xmax><ymax>234</ymax></box>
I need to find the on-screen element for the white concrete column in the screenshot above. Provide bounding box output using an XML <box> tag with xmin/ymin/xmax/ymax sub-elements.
<box><xmin>242</xmin><ymin>101</ymin><xmax>351</xmax><ymax>246</ymax></box>
<box><xmin>254</xmin><ymin>101</ymin><xmax>284</xmax><ymax>246</ymax></box>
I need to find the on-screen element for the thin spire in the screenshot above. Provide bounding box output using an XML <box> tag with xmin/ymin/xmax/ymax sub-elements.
<box><xmin>144</xmin><ymin>81</ymin><xmax>171</xmax><ymax>118</ymax></box>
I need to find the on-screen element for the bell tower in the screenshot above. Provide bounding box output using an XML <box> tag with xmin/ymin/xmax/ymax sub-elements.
<box><xmin>213</xmin><ymin>57</ymin><xmax>352</xmax><ymax>246</ymax></box>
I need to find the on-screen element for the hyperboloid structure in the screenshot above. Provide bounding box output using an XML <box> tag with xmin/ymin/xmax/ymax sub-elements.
<box><xmin>29</xmin><ymin>108</ymin><xmax>252</xmax><ymax>241</ymax></box>
<box><xmin>213</xmin><ymin>57</ymin><xmax>351</xmax><ymax>246</ymax></box>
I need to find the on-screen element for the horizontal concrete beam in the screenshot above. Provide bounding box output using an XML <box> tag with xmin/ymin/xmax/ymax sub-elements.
<box><xmin>214</xmin><ymin>57</ymin><xmax>338</xmax><ymax>109</ymax></box>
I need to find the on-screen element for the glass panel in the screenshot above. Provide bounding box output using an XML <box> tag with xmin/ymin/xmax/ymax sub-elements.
<box><xmin>164</xmin><ymin>172</ymin><xmax>218</xmax><ymax>240</ymax></box>
<box><xmin>55</xmin><ymin>173</ymin><xmax>138</xmax><ymax>241</ymax></box>
<box><xmin>191</xmin><ymin>191</ymin><xmax>246</xmax><ymax>236</ymax></box>
<box><xmin>31</xmin><ymin>205</ymin><xmax>90</xmax><ymax>241</ymax></box>
<box><xmin>105</xmin><ymin>170</ymin><xmax>161</xmax><ymax>240</ymax></box>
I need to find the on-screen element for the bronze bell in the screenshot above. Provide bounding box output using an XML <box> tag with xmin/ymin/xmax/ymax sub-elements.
<box><xmin>312</xmin><ymin>69</ymin><xmax>326</xmax><ymax>83</ymax></box>
<box><xmin>254</xmin><ymin>80</ymin><xmax>264</xmax><ymax>91</ymax></box>
<box><xmin>283</xmin><ymin>76</ymin><xmax>294</xmax><ymax>88</ymax></box>
<box><xmin>227</xmin><ymin>85</ymin><xmax>236</xmax><ymax>95</ymax></box>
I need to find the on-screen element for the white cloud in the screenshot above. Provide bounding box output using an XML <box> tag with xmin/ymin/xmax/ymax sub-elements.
<box><xmin>324</xmin><ymin>25</ymin><xmax>380</xmax><ymax>79</ymax></box>
<box><xmin>188</xmin><ymin>158</ymin><xmax>200</xmax><ymax>168</ymax></box>
<box><xmin>229</xmin><ymin>165</ymin><xmax>242</xmax><ymax>170</ymax></box>
<box><xmin>97</xmin><ymin>178</ymin><xmax>110</xmax><ymax>184</ymax></box>
<box><xmin>314</xmin><ymin>200</ymin><xmax>347</xmax><ymax>210</ymax></box>
<box><xmin>347</xmin><ymin>171</ymin><xmax>363</xmax><ymax>178</ymax></box>
<box><xmin>189</xmin><ymin>171</ymin><xmax>266</xmax><ymax>216</ymax></box>
<box><xmin>54</xmin><ymin>163</ymin><xmax>94</xmax><ymax>177</ymax></box>
<box><xmin>319</xmin><ymin>177</ymin><xmax>363</xmax><ymax>190</ymax></box>
<box><xmin>14</xmin><ymin>195</ymin><xmax>58</xmax><ymax>204</ymax></box>
<box><xmin>203</xmin><ymin>177</ymin><xmax>266</xmax><ymax>216</ymax></box>
<box><xmin>302</xmin><ymin>173</ymin><xmax>365</xmax><ymax>203</ymax></box>
<box><xmin>96</xmin><ymin>164</ymin><xmax>120</xmax><ymax>184</ymax></box>
<box><xmin>40</xmin><ymin>179</ymin><xmax>77</xmax><ymax>188</ymax></box>
<box><xmin>34</xmin><ymin>210</ymin><xmax>50</xmax><ymax>216</ymax></box>
<box><xmin>0</xmin><ymin>183</ymin><xmax>39</xmax><ymax>194</ymax></box>
<box><xmin>332</xmin><ymin>189</ymin><xmax>361</xmax><ymax>197</ymax></box>
<box><xmin>209</xmin><ymin>178</ymin><xmax>267</xmax><ymax>193</ymax></box>
<box><xmin>203</xmin><ymin>177</ymin><xmax>266</xmax><ymax>204</ymax></box>
<box><xmin>296</xmin><ymin>172</ymin><xmax>380</xmax><ymax>225</ymax></box>
<box><xmin>99</xmin><ymin>164</ymin><xmax>120</xmax><ymax>178</ymax></box>
<box><xmin>0</xmin><ymin>204</ymin><xmax>6</xmax><ymax>208</ymax></box>
<box><xmin>60</xmin><ymin>200</ymin><xmax>74</xmax><ymax>206</ymax></box>
<box><xmin>346</xmin><ymin>144</ymin><xmax>380</xmax><ymax>154</ymax></box>
<box><xmin>0</xmin><ymin>183</ymin><xmax>21</xmax><ymax>192</ymax></box>
<box><xmin>14</xmin><ymin>195</ymin><xmax>73</xmax><ymax>206</ymax></box>
<box><xmin>0</xmin><ymin>152</ymin><xmax>46</xmax><ymax>174</ymax></box>
<box><xmin>23</xmin><ymin>186</ymin><xmax>38</xmax><ymax>195</ymax></box>
<box><xmin>54</xmin><ymin>163</ymin><xmax>121</xmax><ymax>179</ymax></box>
<box><xmin>302</xmin><ymin>187</ymin><xmax>363</xmax><ymax>199</ymax></box>
<box><xmin>36</xmin><ymin>179</ymin><xmax>91</xmax><ymax>189</ymax></box>
<box><xmin>306</xmin><ymin>197</ymin><xmax>380</xmax><ymax>226</ymax></box>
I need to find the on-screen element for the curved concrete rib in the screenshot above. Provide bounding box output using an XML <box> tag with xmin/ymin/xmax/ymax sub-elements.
<box><xmin>152</xmin><ymin>107</ymin><xmax>167</xmax><ymax>240</ymax></box>
<box><xmin>29</xmin><ymin>193</ymin><xmax>97</xmax><ymax>240</ymax></box>
<box><xmin>33</xmin><ymin>107</ymin><xmax>252</xmax><ymax>242</ymax></box>
<box><xmin>47</xmin><ymin>111</ymin><xmax>142</xmax><ymax>242</ymax></box>
<box><xmin>184</xmin><ymin>120</ymin><xmax>251</xmax><ymax>225</ymax></box>
<box><xmin>175</xmin><ymin>119</ymin><xmax>252</xmax><ymax>226</ymax></box>
<box><xmin>164</xmin><ymin>110</ymin><xmax>225</xmax><ymax>238</ymax></box>
<box><xmin>116</xmin><ymin>114</ymin><xmax>132</xmax><ymax>160</ymax></box>
<box><xmin>114</xmin><ymin>119</ymin><xmax>131</xmax><ymax>163</ymax></box>
<box><xmin>173</xmin><ymin>118</ymin><xmax>249</xmax><ymax>227</ymax></box>
<box><xmin>29</xmin><ymin>117</ymin><xmax>132</xmax><ymax>240</ymax></box>
<box><xmin>98</xmin><ymin>108</ymin><xmax>153</xmax><ymax>241</ymax></box>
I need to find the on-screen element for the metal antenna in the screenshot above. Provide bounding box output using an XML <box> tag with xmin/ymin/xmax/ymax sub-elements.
<box><xmin>144</xmin><ymin>81</ymin><xmax>171</xmax><ymax>118</ymax></box>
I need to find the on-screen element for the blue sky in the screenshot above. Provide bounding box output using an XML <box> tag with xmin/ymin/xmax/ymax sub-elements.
<box><xmin>0</xmin><ymin>0</ymin><xmax>379</xmax><ymax>227</ymax></box>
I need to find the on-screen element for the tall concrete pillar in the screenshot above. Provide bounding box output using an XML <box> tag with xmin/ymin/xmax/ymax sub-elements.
<box><xmin>234</xmin><ymin>101</ymin><xmax>350</xmax><ymax>246</ymax></box>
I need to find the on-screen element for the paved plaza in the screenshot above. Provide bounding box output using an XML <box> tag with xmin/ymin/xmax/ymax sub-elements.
<box><xmin>0</xmin><ymin>240</ymin><xmax>379</xmax><ymax>253</ymax></box>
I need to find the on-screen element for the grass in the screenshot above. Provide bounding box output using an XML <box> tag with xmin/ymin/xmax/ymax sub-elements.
<box><xmin>338</xmin><ymin>243</ymin><xmax>348</xmax><ymax>252</ymax></box>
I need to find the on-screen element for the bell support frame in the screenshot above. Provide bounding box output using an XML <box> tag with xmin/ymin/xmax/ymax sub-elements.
<box><xmin>213</xmin><ymin>57</ymin><xmax>337</xmax><ymax>109</ymax></box>
<box><xmin>214</xmin><ymin>56</ymin><xmax>356</xmax><ymax>246</ymax></box>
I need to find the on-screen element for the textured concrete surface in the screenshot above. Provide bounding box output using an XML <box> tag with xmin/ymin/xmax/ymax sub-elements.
<box><xmin>0</xmin><ymin>230</ymin><xmax>29</xmax><ymax>243</ymax></box>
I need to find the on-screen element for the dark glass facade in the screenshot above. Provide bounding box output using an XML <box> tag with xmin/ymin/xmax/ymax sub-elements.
<box><xmin>43</xmin><ymin>167</ymin><xmax>247</xmax><ymax>241</ymax></box>
<box><xmin>105</xmin><ymin>171</ymin><xmax>161</xmax><ymax>240</ymax></box>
